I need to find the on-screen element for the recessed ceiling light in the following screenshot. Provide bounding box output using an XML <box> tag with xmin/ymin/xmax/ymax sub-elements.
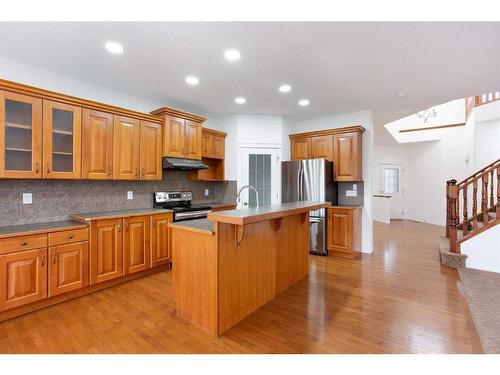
<box><xmin>185</xmin><ymin>76</ymin><xmax>199</xmax><ymax>85</ymax></box>
<box><xmin>279</xmin><ymin>84</ymin><xmax>292</xmax><ymax>93</ymax></box>
<box><xmin>298</xmin><ymin>99</ymin><xmax>310</xmax><ymax>106</ymax></box>
<box><xmin>225</xmin><ymin>49</ymin><xmax>241</xmax><ymax>61</ymax></box>
<box><xmin>105</xmin><ymin>41</ymin><xmax>124</xmax><ymax>54</ymax></box>
<box><xmin>235</xmin><ymin>97</ymin><xmax>246</xmax><ymax>104</ymax></box>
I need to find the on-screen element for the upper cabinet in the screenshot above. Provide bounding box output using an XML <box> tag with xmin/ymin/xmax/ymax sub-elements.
<box><xmin>202</xmin><ymin>128</ymin><xmax>226</xmax><ymax>159</ymax></box>
<box><xmin>82</xmin><ymin>109</ymin><xmax>114</xmax><ymax>180</ymax></box>
<box><xmin>42</xmin><ymin>100</ymin><xmax>82</xmax><ymax>179</ymax></box>
<box><xmin>290</xmin><ymin>137</ymin><xmax>311</xmax><ymax>160</ymax></box>
<box><xmin>151</xmin><ymin>107</ymin><xmax>206</xmax><ymax>161</ymax></box>
<box><xmin>0</xmin><ymin>90</ymin><xmax>43</xmax><ymax>179</ymax></box>
<box><xmin>113</xmin><ymin>115</ymin><xmax>141</xmax><ymax>180</ymax></box>
<box><xmin>0</xmin><ymin>80</ymin><xmax>164</xmax><ymax>181</ymax></box>
<box><xmin>289</xmin><ymin>126</ymin><xmax>365</xmax><ymax>181</ymax></box>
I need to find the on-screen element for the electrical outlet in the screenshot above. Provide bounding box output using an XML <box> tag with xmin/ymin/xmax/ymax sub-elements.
<box><xmin>346</xmin><ymin>190</ymin><xmax>357</xmax><ymax>197</ymax></box>
<box><xmin>204</xmin><ymin>189</ymin><xmax>209</xmax><ymax>197</ymax></box>
<box><xmin>127</xmin><ymin>191</ymin><xmax>133</xmax><ymax>200</ymax></box>
<box><xmin>352</xmin><ymin>184</ymin><xmax>357</xmax><ymax>191</ymax></box>
<box><xmin>22</xmin><ymin>193</ymin><xmax>32</xmax><ymax>204</ymax></box>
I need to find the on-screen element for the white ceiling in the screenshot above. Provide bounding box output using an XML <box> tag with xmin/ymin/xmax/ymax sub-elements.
<box><xmin>0</xmin><ymin>22</ymin><xmax>500</xmax><ymax>128</ymax></box>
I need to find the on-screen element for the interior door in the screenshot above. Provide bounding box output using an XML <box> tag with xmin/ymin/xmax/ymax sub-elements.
<box><xmin>239</xmin><ymin>147</ymin><xmax>280</xmax><ymax>207</ymax></box>
<box><xmin>380</xmin><ymin>164</ymin><xmax>405</xmax><ymax>219</ymax></box>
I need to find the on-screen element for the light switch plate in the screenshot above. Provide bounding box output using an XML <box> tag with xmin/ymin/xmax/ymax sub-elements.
<box><xmin>22</xmin><ymin>193</ymin><xmax>32</xmax><ymax>204</ymax></box>
<box><xmin>352</xmin><ymin>184</ymin><xmax>357</xmax><ymax>191</ymax></box>
<box><xmin>204</xmin><ymin>189</ymin><xmax>209</xmax><ymax>197</ymax></box>
<box><xmin>127</xmin><ymin>191</ymin><xmax>133</xmax><ymax>200</ymax></box>
<box><xmin>346</xmin><ymin>190</ymin><xmax>357</xmax><ymax>197</ymax></box>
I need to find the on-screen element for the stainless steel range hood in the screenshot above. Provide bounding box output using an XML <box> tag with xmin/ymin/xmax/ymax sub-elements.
<box><xmin>162</xmin><ymin>157</ymin><xmax>209</xmax><ymax>170</ymax></box>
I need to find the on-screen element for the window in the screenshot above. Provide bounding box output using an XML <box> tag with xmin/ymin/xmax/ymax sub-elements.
<box><xmin>384</xmin><ymin>168</ymin><xmax>400</xmax><ymax>194</ymax></box>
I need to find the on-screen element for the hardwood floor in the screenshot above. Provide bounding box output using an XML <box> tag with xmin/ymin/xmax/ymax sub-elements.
<box><xmin>0</xmin><ymin>220</ymin><xmax>481</xmax><ymax>353</ymax></box>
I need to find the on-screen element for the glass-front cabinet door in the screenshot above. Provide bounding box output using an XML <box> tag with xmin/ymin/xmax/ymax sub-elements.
<box><xmin>0</xmin><ymin>90</ymin><xmax>43</xmax><ymax>178</ymax></box>
<box><xmin>42</xmin><ymin>100</ymin><xmax>81</xmax><ymax>179</ymax></box>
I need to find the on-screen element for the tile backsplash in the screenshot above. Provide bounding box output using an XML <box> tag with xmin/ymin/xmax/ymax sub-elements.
<box><xmin>337</xmin><ymin>181</ymin><xmax>364</xmax><ymax>206</ymax></box>
<box><xmin>0</xmin><ymin>171</ymin><xmax>237</xmax><ymax>226</ymax></box>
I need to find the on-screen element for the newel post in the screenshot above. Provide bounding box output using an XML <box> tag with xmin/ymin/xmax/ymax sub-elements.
<box><xmin>447</xmin><ymin>179</ymin><xmax>458</xmax><ymax>252</ymax></box>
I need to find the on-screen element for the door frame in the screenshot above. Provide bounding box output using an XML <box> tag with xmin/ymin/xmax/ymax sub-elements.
<box><xmin>379</xmin><ymin>163</ymin><xmax>406</xmax><ymax>219</ymax></box>
<box><xmin>237</xmin><ymin>143</ymin><xmax>282</xmax><ymax>206</ymax></box>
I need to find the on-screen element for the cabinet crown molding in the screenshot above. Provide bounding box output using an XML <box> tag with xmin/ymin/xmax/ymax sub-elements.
<box><xmin>289</xmin><ymin>125</ymin><xmax>366</xmax><ymax>139</ymax></box>
<box><xmin>202</xmin><ymin>127</ymin><xmax>227</xmax><ymax>138</ymax></box>
<box><xmin>0</xmin><ymin>79</ymin><xmax>163</xmax><ymax>124</ymax></box>
<box><xmin>151</xmin><ymin>106</ymin><xmax>207</xmax><ymax>123</ymax></box>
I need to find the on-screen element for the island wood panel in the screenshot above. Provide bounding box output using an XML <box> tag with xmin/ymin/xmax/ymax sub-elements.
<box><xmin>0</xmin><ymin>249</ymin><xmax>47</xmax><ymax>312</ymax></box>
<box><xmin>123</xmin><ymin>215</ymin><xmax>150</xmax><ymax>275</ymax></box>
<box><xmin>113</xmin><ymin>115</ymin><xmax>140</xmax><ymax>180</ymax></box>
<box><xmin>48</xmin><ymin>241</ymin><xmax>89</xmax><ymax>297</ymax></box>
<box><xmin>150</xmin><ymin>213</ymin><xmax>173</xmax><ymax>267</ymax></box>
<box><xmin>171</xmin><ymin>227</ymin><xmax>218</xmax><ymax>335</ymax></box>
<box><xmin>42</xmin><ymin>100</ymin><xmax>82</xmax><ymax>179</ymax></box>
<box><xmin>82</xmin><ymin>109</ymin><xmax>114</xmax><ymax>180</ymax></box>
<box><xmin>0</xmin><ymin>90</ymin><xmax>43</xmax><ymax>179</ymax></box>
<box><xmin>274</xmin><ymin>214</ymin><xmax>310</xmax><ymax>295</ymax></box>
<box><xmin>139</xmin><ymin>120</ymin><xmax>162</xmax><ymax>180</ymax></box>
<box><xmin>90</xmin><ymin>218</ymin><xmax>123</xmax><ymax>284</ymax></box>
<box><xmin>217</xmin><ymin>221</ymin><xmax>277</xmax><ymax>335</ymax></box>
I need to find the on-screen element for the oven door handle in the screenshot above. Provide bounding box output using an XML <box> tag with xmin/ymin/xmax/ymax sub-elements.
<box><xmin>174</xmin><ymin>210</ymin><xmax>212</xmax><ymax>220</ymax></box>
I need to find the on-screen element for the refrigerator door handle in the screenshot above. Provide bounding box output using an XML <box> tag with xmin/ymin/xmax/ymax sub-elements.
<box><xmin>297</xmin><ymin>168</ymin><xmax>302</xmax><ymax>201</ymax></box>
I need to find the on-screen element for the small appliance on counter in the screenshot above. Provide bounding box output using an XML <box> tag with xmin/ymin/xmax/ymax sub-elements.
<box><xmin>153</xmin><ymin>191</ymin><xmax>212</xmax><ymax>222</ymax></box>
<box><xmin>281</xmin><ymin>159</ymin><xmax>338</xmax><ymax>255</ymax></box>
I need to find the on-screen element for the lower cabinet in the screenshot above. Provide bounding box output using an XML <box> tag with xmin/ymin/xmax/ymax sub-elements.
<box><xmin>327</xmin><ymin>207</ymin><xmax>362</xmax><ymax>259</ymax></box>
<box><xmin>0</xmin><ymin>248</ymin><xmax>48</xmax><ymax>312</ymax></box>
<box><xmin>90</xmin><ymin>218</ymin><xmax>123</xmax><ymax>284</ymax></box>
<box><xmin>151</xmin><ymin>213</ymin><xmax>172</xmax><ymax>267</ymax></box>
<box><xmin>49</xmin><ymin>242</ymin><xmax>89</xmax><ymax>297</ymax></box>
<box><xmin>123</xmin><ymin>215</ymin><xmax>150</xmax><ymax>275</ymax></box>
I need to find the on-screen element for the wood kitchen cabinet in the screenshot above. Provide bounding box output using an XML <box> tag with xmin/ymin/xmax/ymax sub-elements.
<box><xmin>113</xmin><ymin>115</ymin><xmax>141</xmax><ymax>180</ymax></box>
<box><xmin>90</xmin><ymin>218</ymin><xmax>123</xmax><ymax>284</ymax></box>
<box><xmin>312</xmin><ymin>135</ymin><xmax>334</xmax><ymax>160</ymax></box>
<box><xmin>42</xmin><ymin>100</ymin><xmax>82</xmax><ymax>179</ymax></box>
<box><xmin>0</xmin><ymin>90</ymin><xmax>43</xmax><ymax>179</ymax></box>
<box><xmin>139</xmin><ymin>120</ymin><xmax>162</xmax><ymax>180</ymax></box>
<box><xmin>123</xmin><ymin>215</ymin><xmax>150</xmax><ymax>275</ymax></box>
<box><xmin>48</xmin><ymin>241</ymin><xmax>89</xmax><ymax>297</ymax></box>
<box><xmin>289</xmin><ymin>126</ymin><xmax>364</xmax><ymax>181</ymax></box>
<box><xmin>333</xmin><ymin>131</ymin><xmax>363</xmax><ymax>181</ymax></box>
<box><xmin>327</xmin><ymin>206</ymin><xmax>362</xmax><ymax>259</ymax></box>
<box><xmin>151</xmin><ymin>107</ymin><xmax>206</xmax><ymax>161</ymax></box>
<box><xmin>201</xmin><ymin>128</ymin><xmax>225</xmax><ymax>159</ymax></box>
<box><xmin>290</xmin><ymin>137</ymin><xmax>311</xmax><ymax>160</ymax></box>
<box><xmin>150</xmin><ymin>213</ymin><xmax>173</xmax><ymax>267</ymax></box>
<box><xmin>0</xmin><ymin>248</ymin><xmax>48</xmax><ymax>312</ymax></box>
<box><xmin>82</xmin><ymin>109</ymin><xmax>114</xmax><ymax>179</ymax></box>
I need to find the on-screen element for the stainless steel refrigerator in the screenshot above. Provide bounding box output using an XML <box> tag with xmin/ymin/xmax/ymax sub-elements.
<box><xmin>281</xmin><ymin>159</ymin><xmax>337</xmax><ymax>255</ymax></box>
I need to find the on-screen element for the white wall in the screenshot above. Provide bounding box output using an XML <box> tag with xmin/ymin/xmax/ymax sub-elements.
<box><xmin>473</xmin><ymin>101</ymin><xmax>500</xmax><ymax>170</ymax></box>
<box><xmin>291</xmin><ymin>110</ymin><xmax>374</xmax><ymax>254</ymax></box>
<box><xmin>461</xmin><ymin>224</ymin><xmax>500</xmax><ymax>273</ymax></box>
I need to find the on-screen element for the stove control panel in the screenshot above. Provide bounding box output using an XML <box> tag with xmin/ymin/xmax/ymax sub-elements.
<box><xmin>154</xmin><ymin>191</ymin><xmax>192</xmax><ymax>203</ymax></box>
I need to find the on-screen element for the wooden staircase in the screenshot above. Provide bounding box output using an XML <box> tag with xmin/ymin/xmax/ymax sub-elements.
<box><xmin>446</xmin><ymin>158</ymin><xmax>500</xmax><ymax>253</ymax></box>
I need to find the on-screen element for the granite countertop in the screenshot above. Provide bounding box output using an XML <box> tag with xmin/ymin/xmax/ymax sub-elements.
<box><xmin>70</xmin><ymin>208</ymin><xmax>172</xmax><ymax>222</ymax></box>
<box><xmin>0</xmin><ymin>220</ymin><xmax>88</xmax><ymax>239</ymax></box>
<box><xmin>207</xmin><ymin>201</ymin><xmax>331</xmax><ymax>226</ymax></box>
<box><xmin>328</xmin><ymin>205</ymin><xmax>363</xmax><ymax>209</ymax></box>
<box><xmin>169</xmin><ymin>219</ymin><xmax>215</xmax><ymax>234</ymax></box>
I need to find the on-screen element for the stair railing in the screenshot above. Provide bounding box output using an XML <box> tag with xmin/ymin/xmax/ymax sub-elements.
<box><xmin>446</xmin><ymin>158</ymin><xmax>500</xmax><ymax>252</ymax></box>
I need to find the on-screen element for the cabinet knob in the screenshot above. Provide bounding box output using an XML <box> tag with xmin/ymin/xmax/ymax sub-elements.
<box><xmin>68</xmin><ymin>234</ymin><xmax>74</xmax><ymax>239</ymax></box>
<box><xmin>20</xmin><ymin>241</ymin><xmax>27</xmax><ymax>246</ymax></box>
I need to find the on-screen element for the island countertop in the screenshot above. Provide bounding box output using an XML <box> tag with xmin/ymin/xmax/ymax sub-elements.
<box><xmin>207</xmin><ymin>201</ymin><xmax>331</xmax><ymax>226</ymax></box>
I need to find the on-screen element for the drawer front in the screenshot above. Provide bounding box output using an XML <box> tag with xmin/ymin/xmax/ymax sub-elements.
<box><xmin>49</xmin><ymin>228</ymin><xmax>89</xmax><ymax>247</ymax></box>
<box><xmin>0</xmin><ymin>234</ymin><xmax>48</xmax><ymax>255</ymax></box>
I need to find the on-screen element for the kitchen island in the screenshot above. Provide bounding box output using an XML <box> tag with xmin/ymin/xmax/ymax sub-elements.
<box><xmin>169</xmin><ymin>201</ymin><xmax>330</xmax><ymax>335</ymax></box>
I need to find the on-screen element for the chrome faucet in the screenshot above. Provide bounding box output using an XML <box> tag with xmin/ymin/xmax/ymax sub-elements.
<box><xmin>235</xmin><ymin>184</ymin><xmax>260</xmax><ymax>208</ymax></box>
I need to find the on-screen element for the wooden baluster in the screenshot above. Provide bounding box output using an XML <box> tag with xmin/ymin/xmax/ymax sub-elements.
<box><xmin>462</xmin><ymin>186</ymin><xmax>468</xmax><ymax>235</ymax></box>
<box><xmin>497</xmin><ymin>167</ymin><xmax>500</xmax><ymax>218</ymax></box>
<box><xmin>482</xmin><ymin>175</ymin><xmax>489</xmax><ymax>225</ymax></box>
<box><xmin>472</xmin><ymin>180</ymin><xmax>478</xmax><ymax>230</ymax></box>
<box><xmin>446</xmin><ymin>180</ymin><xmax>451</xmax><ymax>238</ymax></box>
<box><xmin>447</xmin><ymin>180</ymin><xmax>458</xmax><ymax>253</ymax></box>
<box><xmin>490</xmin><ymin>171</ymin><xmax>495</xmax><ymax>208</ymax></box>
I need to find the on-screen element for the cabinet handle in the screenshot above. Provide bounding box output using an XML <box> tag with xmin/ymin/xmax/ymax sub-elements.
<box><xmin>52</xmin><ymin>254</ymin><xmax>57</xmax><ymax>264</ymax></box>
<box><xmin>35</xmin><ymin>162</ymin><xmax>40</xmax><ymax>174</ymax></box>
<box><xmin>46</xmin><ymin>163</ymin><xmax>51</xmax><ymax>174</ymax></box>
<box><xmin>107</xmin><ymin>166</ymin><xmax>112</xmax><ymax>176</ymax></box>
<box><xmin>68</xmin><ymin>234</ymin><xmax>74</xmax><ymax>239</ymax></box>
<box><xmin>125</xmin><ymin>222</ymin><xmax>129</xmax><ymax>232</ymax></box>
<box><xmin>141</xmin><ymin>168</ymin><xmax>145</xmax><ymax>178</ymax></box>
<box><xmin>134</xmin><ymin>168</ymin><xmax>139</xmax><ymax>178</ymax></box>
<box><xmin>20</xmin><ymin>241</ymin><xmax>27</xmax><ymax>246</ymax></box>
<box><xmin>41</xmin><ymin>253</ymin><xmax>45</xmax><ymax>266</ymax></box>
<box><xmin>117</xmin><ymin>225</ymin><xmax>121</xmax><ymax>232</ymax></box>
